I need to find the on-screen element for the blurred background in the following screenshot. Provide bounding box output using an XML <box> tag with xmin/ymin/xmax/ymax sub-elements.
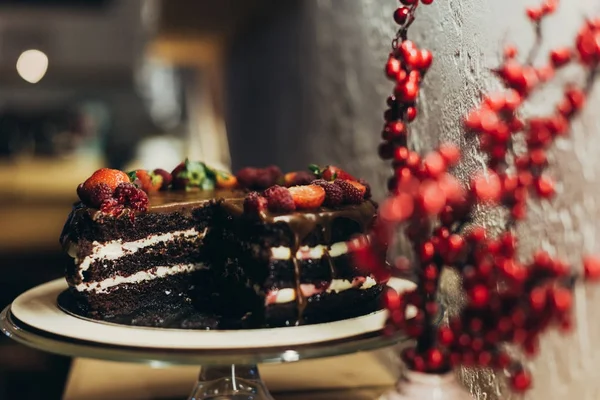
<box><xmin>0</xmin><ymin>1</ymin><xmax>318</xmax><ymax>398</ymax></box>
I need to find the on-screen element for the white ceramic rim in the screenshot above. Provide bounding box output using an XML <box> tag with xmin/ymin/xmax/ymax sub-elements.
<box><xmin>10</xmin><ymin>278</ymin><xmax>416</xmax><ymax>350</ymax></box>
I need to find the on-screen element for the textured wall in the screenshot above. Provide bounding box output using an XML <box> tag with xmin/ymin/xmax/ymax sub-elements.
<box><xmin>225</xmin><ymin>1</ymin><xmax>600</xmax><ymax>398</ymax></box>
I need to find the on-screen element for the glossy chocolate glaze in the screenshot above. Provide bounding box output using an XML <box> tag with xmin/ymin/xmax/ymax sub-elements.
<box><xmin>145</xmin><ymin>189</ymin><xmax>246</xmax><ymax>213</ymax></box>
<box><xmin>59</xmin><ymin>189</ymin><xmax>245</xmax><ymax>249</ymax></box>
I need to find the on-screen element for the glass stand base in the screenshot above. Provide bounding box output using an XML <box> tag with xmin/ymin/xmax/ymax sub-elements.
<box><xmin>188</xmin><ymin>365</ymin><xmax>275</xmax><ymax>400</ymax></box>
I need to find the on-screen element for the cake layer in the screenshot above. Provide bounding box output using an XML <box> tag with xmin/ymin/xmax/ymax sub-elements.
<box><xmin>265</xmin><ymin>239</ymin><xmax>370</xmax><ymax>288</ymax></box>
<box><xmin>63</xmin><ymin>208</ymin><xmax>205</xmax><ymax>244</ymax></box>
<box><xmin>264</xmin><ymin>276</ymin><xmax>378</xmax><ymax>305</ymax></box>
<box><xmin>68</xmin><ymin>271</ymin><xmax>205</xmax><ymax>318</ymax></box>
<box><xmin>70</xmin><ymin>229</ymin><xmax>205</xmax><ymax>284</ymax></box>
<box><xmin>264</xmin><ymin>285</ymin><xmax>384</xmax><ymax>328</ymax></box>
<box><xmin>74</xmin><ymin>263</ymin><xmax>206</xmax><ymax>294</ymax></box>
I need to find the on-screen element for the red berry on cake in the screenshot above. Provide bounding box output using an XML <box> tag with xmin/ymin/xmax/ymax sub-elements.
<box><xmin>334</xmin><ymin>179</ymin><xmax>365</xmax><ymax>204</ymax></box>
<box><xmin>357</xmin><ymin>178</ymin><xmax>372</xmax><ymax>199</ymax></box>
<box><xmin>171</xmin><ymin>162</ymin><xmax>188</xmax><ymax>189</ymax></box>
<box><xmin>283</xmin><ymin>171</ymin><xmax>316</xmax><ymax>187</ymax></box>
<box><xmin>152</xmin><ymin>168</ymin><xmax>172</xmax><ymax>190</ymax></box>
<box><xmin>114</xmin><ymin>183</ymin><xmax>149</xmax><ymax>213</ymax></box>
<box><xmin>255</xmin><ymin>165</ymin><xmax>283</xmax><ymax>189</ymax></box>
<box><xmin>76</xmin><ymin>183</ymin><xmax>88</xmax><ymax>203</ymax></box>
<box><xmin>236</xmin><ymin>167</ymin><xmax>259</xmax><ymax>188</ymax></box>
<box><xmin>82</xmin><ymin>168</ymin><xmax>130</xmax><ymax>193</ymax></box>
<box><xmin>312</xmin><ymin>179</ymin><xmax>344</xmax><ymax>207</ymax></box>
<box><xmin>216</xmin><ymin>172</ymin><xmax>238</xmax><ymax>189</ymax></box>
<box><xmin>87</xmin><ymin>183</ymin><xmax>114</xmax><ymax>208</ymax></box>
<box><xmin>236</xmin><ymin>165</ymin><xmax>282</xmax><ymax>190</ymax></box>
<box><xmin>244</xmin><ymin>192</ymin><xmax>268</xmax><ymax>214</ymax></box>
<box><xmin>78</xmin><ymin>168</ymin><xmax>130</xmax><ymax>206</ymax></box>
<box><xmin>99</xmin><ymin>197</ymin><xmax>124</xmax><ymax>216</ymax></box>
<box><xmin>264</xmin><ymin>185</ymin><xmax>296</xmax><ymax>212</ymax></box>
<box><xmin>288</xmin><ymin>184</ymin><xmax>326</xmax><ymax>209</ymax></box>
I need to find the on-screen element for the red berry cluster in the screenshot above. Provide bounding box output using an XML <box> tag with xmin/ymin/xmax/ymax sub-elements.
<box><xmin>356</xmin><ymin>0</ymin><xmax>600</xmax><ymax>393</ymax></box>
<box><xmin>243</xmin><ymin>176</ymin><xmax>369</xmax><ymax>215</ymax></box>
<box><xmin>100</xmin><ymin>183</ymin><xmax>150</xmax><ymax>220</ymax></box>
<box><xmin>77</xmin><ymin>168</ymin><xmax>149</xmax><ymax>220</ymax></box>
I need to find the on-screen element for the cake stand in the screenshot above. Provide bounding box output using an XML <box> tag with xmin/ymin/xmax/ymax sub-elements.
<box><xmin>1</xmin><ymin>278</ymin><xmax>420</xmax><ymax>400</ymax></box>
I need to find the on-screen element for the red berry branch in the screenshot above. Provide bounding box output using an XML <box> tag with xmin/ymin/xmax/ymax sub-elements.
<box><xmin>356</xmin><ymin>0</ymin><xmax>600</xmax><ymax>393</ymax></box>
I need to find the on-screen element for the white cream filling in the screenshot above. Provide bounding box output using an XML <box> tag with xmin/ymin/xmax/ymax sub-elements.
<box><xmin>265</xmin><ymin>276</ymin><xmax>379</xmax><ymax>305</ymax></box>
<box><xmin>270</xmin><ymin>241</ymin><xmax>350</xmax><ymax>260</ymax></box>
<box><xmin>74</xmin><ymin>228</ymin><xmax>205</xmax><ymax>280</ymax></box>
<box><xmin>74</xmin><ymin>263</ymin><xmax>205</xmax><ymax>294</ymax></box>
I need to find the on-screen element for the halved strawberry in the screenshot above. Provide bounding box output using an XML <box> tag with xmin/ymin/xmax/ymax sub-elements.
<box><xmin>288</xmin><ymin>184</ymin><xmax>326</xmax><ymax>209</ymax></box>
<box><xmin>346</xmin><ymin>180</ymin><xmax>367</xmax><ymax>197</ymax></box>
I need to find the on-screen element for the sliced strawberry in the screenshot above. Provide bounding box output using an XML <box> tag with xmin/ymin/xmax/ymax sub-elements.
<box><xmin>288</xmin><ymin>184</ymin><xmax>326</xmax><ymax>209</ymax></box>
<box><xmin>346</xmin><ymin>180</ymin><xmax>367</xmax><ymax>197</ymax></box>
<box><xmin>216</xmin><ymin>172</ymin><xmax>238</xmax><ymax>189</ymax></box>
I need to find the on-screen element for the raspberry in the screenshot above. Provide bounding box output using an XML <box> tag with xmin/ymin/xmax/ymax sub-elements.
<box><xmin>312</xmin><ymin>179</ymin><xmax>344</xmax><ymax>207</ymax></box>
<box><xmin>264</xmin><ymin>185</ymin><xmax>296</xmax><ymax>212</ymax></box>
<box><xmin>254</xmin><ymin>172</ymin><xmax>276</xmax><ymax>189</ymax></box>
<box><xmin>88</xmin><ymin>183</ymin><xmax>114</xmax><ymax>208</ymax></box>
<box><xmin>153</xmin><ymin>168</ymin><xmax>172</xmax><ymax>190</ymax></box>
<box><xmin>358</xmin><ymin>178</ymin><xmax>372</xmax><ymax>200</ymax></box>
<box><xmin>114</xmin><ymin>183</ymin><xmax>149</xmax><ymax>213</ymax></box>
<box><xmin>100</xmin><ymin>197</ymin><xmax>124</xmax><ymax>216</ymax></box>
<box><xmin>243</xmin><ymin>192</ymin><xmax>268</xmax><ymax>215</ymax></box>
<box><xmin>237</xmin><ymin>165</ymin><xmax>282</xmax><ymax>190</ymax></box>
<box><xmin>236</xmin><ymin>167</ymin><xmax>259</xmax><ymax>188</ymax></box>
<box><xmin>266</xmin><ymin>165</ymin><xmax>283</xmax><ymax>180</ymax></box>
<box><xmin>255</xmin><ymin>165</ymin><xmax>283</xmax><ymax>189</ymax></box>
<box><xmin>334</xmin><ymin>179</ymin><xmax>364</xmax><ymax>204</ymax></box>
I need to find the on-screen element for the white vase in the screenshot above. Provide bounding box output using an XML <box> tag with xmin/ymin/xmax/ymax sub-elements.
<box><xmin>379</xmin><ymin>370</ymin><xmax>473</xmax><ymax>400</ymax></box>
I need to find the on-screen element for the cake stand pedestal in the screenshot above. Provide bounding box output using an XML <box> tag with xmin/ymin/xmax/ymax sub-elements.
<box><xmin>0</xmin><ymin>278</ymin><xmax>417</xmax><ymax>400</ymax></box>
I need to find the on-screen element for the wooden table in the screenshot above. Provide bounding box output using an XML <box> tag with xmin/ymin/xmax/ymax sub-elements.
<box><xmin>63</xmin><ymin>348</ymin><xmax>402</xmax><ymax>399</ymax></box>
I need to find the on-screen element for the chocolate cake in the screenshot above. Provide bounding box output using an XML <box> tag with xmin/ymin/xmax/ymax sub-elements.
<box><xmin>60</xmin><ymin>161</ymin><xmax>384</xmax><ymax>329</ymax></box>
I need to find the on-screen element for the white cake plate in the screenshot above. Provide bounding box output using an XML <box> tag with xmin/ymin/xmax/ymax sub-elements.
<box><xmin>1</xmin><ymin>278</ymin><xmax>418</xmax><ymax>400</ymax></box>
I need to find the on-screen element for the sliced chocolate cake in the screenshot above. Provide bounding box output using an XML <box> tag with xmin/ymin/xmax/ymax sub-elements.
<box><xmin>60</xmin><ymin>161</ymin><xmax>385</xmax><ymax>329</ymax></box>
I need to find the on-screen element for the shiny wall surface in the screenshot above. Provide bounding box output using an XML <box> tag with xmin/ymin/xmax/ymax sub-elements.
<box><xmin>225</xmin><ymin>1</ymin><xmax>600</xmax><ymax>397</ymax></box>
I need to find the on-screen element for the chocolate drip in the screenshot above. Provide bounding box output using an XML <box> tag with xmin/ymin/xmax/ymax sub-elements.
<box><xmin>291</xmin><ymin>237</ymin><xmax>305</xmax><ymax>325</ymax></box>
<box><xmin>260</xmin><ymin>201</ymin><xmax>377</xmax><ymax>325</ymax></box>
<box><xmin>324</xmin><ymin>249</ymin><xmax>336</xmax><ymax>280</ymax></box>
